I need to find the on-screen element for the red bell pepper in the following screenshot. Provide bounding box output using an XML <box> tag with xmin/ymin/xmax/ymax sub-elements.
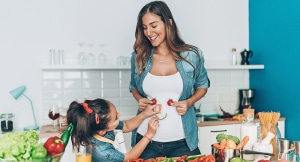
<box><xmin>43</xmin><ymin>136</ymin><xmax>65</xmax><ymax>156</ymax></box>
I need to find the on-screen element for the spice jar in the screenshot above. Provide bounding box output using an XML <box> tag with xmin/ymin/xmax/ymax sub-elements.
<box><xmin>1</xmin><ymin>113</ymin><xmax>14</xmax><ymax>132</ymax></box>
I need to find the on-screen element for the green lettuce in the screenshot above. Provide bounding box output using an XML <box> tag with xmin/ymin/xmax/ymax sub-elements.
<box><xmin>0</xmin><ymin>130</ymin><xmax>39</xmax><ymax>161</ymax></box>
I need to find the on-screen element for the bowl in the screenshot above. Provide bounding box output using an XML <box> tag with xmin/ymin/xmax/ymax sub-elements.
<box><xmin>31</xmin><ymin>152</ymin><xmax>64</xmax><ymax>162</ymax></box>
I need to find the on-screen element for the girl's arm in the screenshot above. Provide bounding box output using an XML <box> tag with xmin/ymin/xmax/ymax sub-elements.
<box><xmin>122</xmin><ymin>104</ymin><xmax>158</xmax><ymax>133</ymax></box>
<box><xmin>123</xmin><ymin>117</ymin><xmax>159</xmax><ymax>162</ymax></box>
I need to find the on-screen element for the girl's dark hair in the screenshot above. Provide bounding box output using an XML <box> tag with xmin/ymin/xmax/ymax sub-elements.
<box><xmin>67</xmin><ymin>98</ymin><xmax>110</xmax><ymax>152</ymax></box>
<box><xmin>133</xmin><ymin>1</ymin><xmax>199</xmax><ymax>75</ymax></box>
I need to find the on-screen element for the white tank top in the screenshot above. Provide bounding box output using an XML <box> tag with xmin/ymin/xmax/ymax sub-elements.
<box><xmin>137</xmin><ymin>72</ymin><xmax>184</xmax><ymax>142</ymax></box>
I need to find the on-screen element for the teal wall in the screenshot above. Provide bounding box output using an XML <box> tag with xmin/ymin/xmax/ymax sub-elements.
<box><xmin>249</xmin><ymin>0</ymin><xmax>300</xmax><ymax>140</ymax></box>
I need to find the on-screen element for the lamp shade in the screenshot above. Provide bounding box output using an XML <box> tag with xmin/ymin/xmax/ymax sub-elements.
<box><xmin>9</xmin><ymin>85</ymin><xmax>39</xmax><ymax>131</ymax></box>
<box><xmin>10</xmin><ymin>85</ymin><xmax>26</xmax><ymax>100</ymax></box>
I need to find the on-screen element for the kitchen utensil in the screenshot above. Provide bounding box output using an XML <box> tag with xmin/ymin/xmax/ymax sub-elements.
<box><xmin>278</xmin><ymin>138</ymin><xmax>294</xmax><ymax>161</ymax></box>
<box><xmin>294</xmin><ymin>141</ymin><xmax>300</xmax><ymax>162</ymax></box>
<box><xmin>240</xmin><ymin>49</ymin><xmax>253</xmax><ymax>65</ymax></box>
<box><xmin>294</xmin><ymin>141</ymin><xmax>300</xmax><ymax>155</ymax></box>
<box><xmin>219</xmin><ymin>106</ymin><xmax>233</xmax><ymax>117</ymax></box>
<box><xmin>212</xmin><ymin>147</ymin><xmax>274</xmax><ymax>162</ymax></box>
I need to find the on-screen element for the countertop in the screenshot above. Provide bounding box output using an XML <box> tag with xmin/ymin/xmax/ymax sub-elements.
<box><xmin>198</xmin><ymin>117</ymin><xmax>286</xmax><ymax>127</ymax></box>
<box><xmin>39</xmin><ymin>124</ymin><xmax>67</xmax><ymax>138</ymax></box>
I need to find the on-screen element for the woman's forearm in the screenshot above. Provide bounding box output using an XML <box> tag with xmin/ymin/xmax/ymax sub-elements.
<box><xmin>131</xmin><ymin>88</ymin><xmax>143</xmax><ymax>102</ymax></box>
<box><xmin>186</xmin><ymin>88</ymin><xmax>207</xmax><ymax>108</ymax></box>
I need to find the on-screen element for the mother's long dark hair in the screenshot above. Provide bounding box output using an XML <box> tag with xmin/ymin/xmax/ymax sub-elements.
<box><xmin>133</xmin><ymin>1</ymin><xmax>199</xmax><ymax>75</ymax></box>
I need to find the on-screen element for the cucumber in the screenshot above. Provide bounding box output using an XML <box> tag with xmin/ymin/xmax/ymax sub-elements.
<box><xmin>185</xmin><ymin>154</ymin><xmax>205</xmax><ymax>161</ymax></box>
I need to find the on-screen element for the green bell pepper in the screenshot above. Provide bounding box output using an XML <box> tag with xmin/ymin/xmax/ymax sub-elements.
<box><xmin>31</xmin><ymin>143</ymin><xmax>47</xmax><ymax>159</ymax></box>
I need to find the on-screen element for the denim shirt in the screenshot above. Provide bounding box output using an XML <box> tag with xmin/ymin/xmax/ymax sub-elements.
<box><xmin>129</xmin><ymin>47</ymin><xmax>210</xmax><ymax>151</ymax></box>
<box><xmin>91</xmin><ymin>121</ymin><xmax>124</xmax><ymax>162</ymax></box>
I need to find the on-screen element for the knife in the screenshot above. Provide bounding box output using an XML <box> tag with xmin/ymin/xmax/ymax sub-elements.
<box><xmin>242</xmin><ymin>150</ymin><xmax>274</xmax><ymax>156</ymax></box>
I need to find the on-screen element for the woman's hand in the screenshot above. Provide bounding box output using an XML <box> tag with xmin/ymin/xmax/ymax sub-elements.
<box><xmin>171</xmin><ymin>100</ymin><xmax>189</xmax><ymax>115</ymax></box>
<box><xmin>138</xmin><ymin>98</ymin><xmax>153</xmax><ymax>111</ymax></box>
<box><xmin>141</xmin><ymin>104</ymin><xmax>160</xmax><ymax>118</ymax></box>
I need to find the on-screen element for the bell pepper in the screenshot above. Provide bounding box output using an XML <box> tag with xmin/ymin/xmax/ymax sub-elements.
<box><xmin>43</xmin><ymin>136</ymin><xmax>65</xmax><ymax>156</ymax></box>
<box><xmin>31</xmin><ymin>143</ymin><xmax>47</xmax><ymax>159</ymax></box>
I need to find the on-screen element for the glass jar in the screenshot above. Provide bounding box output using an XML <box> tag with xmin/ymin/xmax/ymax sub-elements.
<box><xmin>1</xmin><ymin>113</ymin><xmax>14</xmax><ymax>132</ymax></box>
<box><xmin>258</xmin><ymin>123</ymin><xmax>282</xmax><ymax>160</ymax></box>
<box><xmin>240</xmin><ymin>109</ymin><xmax>257</xmax><ymax>161</ymax></box>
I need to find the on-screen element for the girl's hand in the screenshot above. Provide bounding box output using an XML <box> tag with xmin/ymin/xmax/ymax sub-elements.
<box><xmin>138</xmin><ymin>98</ymin><xmax>153</xmax><ymax>111</ymax></box>
<box><xmin>171</xmin><ymin>100</ymin><xmax>189</xmax><ymax>115</ymax></box>
<box><xmin>141</xmin><ymin>104</ymin><xmax>160</xmax><ymax>118</ymax></box>
<box><xmin>145</xmin><ymin>117</ymin><xmax>159</xmax><ymax>138</ymax></box>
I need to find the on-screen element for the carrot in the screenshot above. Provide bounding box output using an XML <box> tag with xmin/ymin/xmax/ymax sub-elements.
<box><xmin>213</xmin><ymin>143</ymin><xmax>221</xmax><ymax>149</ymax></box>
<box><xmin>236</xmin><ymin>141</ymin><xmax>245</xmax><ymax>149</ymax></box>
<box><xmin>242</xmin><ymin>136</ymin><xmax>250</xmax><ymax>146</ymax></box>
<box><xmin>219</xmin><ymin>139</ymin><xmax>227</xmax><ymax>149</ymax></box>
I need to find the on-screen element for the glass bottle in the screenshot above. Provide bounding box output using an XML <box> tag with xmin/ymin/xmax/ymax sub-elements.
<box><xmin>240</xmin><ymin>109</ymin><xmax>257</xmax><ymax>161</ymax></box>
<box><xmin>1</xmin><ymin>113</ymin><xmax>14</xmax><ymax>132</ymax></box>
<box><xmin>60</xmin><ymin>123</ymin><xmax>74</xmax><ymax>151</ymax></box>
<box><xmin>232</xmin><ymin>48</ymin><xmax>237</xmax><ymax>65</ymax></box>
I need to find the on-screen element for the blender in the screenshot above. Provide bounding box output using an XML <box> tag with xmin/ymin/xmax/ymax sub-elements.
<box><xmin>238</xmin><ymin>89</ymin><xmax>256</xmax><ymax>114</ymax></box>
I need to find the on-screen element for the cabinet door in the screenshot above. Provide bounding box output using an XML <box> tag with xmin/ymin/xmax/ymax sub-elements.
<box><xmin>198</xmin><ymin>124</ymin><xmax>239</xmax><ymax>154</ymax></box>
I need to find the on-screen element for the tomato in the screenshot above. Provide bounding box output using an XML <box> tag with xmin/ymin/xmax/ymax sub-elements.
<box><xmin>167</xmin><ymin>99</ymin><xmax>173</xmax><ymax>106</ymax></box>
<box><xmin>177</xmin><ymin>154</ymin><xmax>188</xmax><ymax>162</ymax></box>
<box><xmin>258</xmin><ymin>160</ymin><xmax>270</xmax><ymax>162</ymax></box>
<box><xmin>129</xmin><ymin>158</ymin><xmax>145</xmax><ymax>162</ymax></box>
<box><xmin>151</xmin><ymin>98</ymin><xmax>157</xmax><ymax>105</ymax></box>
<box><xmin>202</xmin><ymin>155</ymin><xmax>216</xmax><ymax>162</ymax></box>
<box><xmin>144</xmin><ymin>158</ymin><xmax>156</xmax><ymax>162</ymax></box>
<box><xmin>156</xmin><ymin>156</ymin><xmax>166</xmax><ymax>160</ymax></box>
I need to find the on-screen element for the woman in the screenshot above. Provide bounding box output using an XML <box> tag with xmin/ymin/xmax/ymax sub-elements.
<box><xmin>67</xmin><ymin>98</ymin><xmax>159</xmax><ymax>162</ymax></box>
<box><xmin>129</xmin><ymin>1</ymin><xmax>210</xmax><ymax>159</ymax></box>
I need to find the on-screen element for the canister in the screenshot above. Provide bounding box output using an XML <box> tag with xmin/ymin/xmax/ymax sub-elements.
<box><xmin>1</xmin><ymin>113</ymin><xmax>14</xmax><ymax>132</ymax></box>
<box><xmin>294</xmin><ymin>141</ymin><xmax>300</xmax><ymax>162</ymax></box>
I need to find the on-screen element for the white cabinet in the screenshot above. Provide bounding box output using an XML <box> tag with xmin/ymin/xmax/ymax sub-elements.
<box><xmin>198</xmin><ymin>120</ymin><xmax>285</xmax><ymax>155</ymax></box>
<box><xmin>198</xmin><ymin>124</ymin><xmax>239</xmax><ymax>154</ymax></box>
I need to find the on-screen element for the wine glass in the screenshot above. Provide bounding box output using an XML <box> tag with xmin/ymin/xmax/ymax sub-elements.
<box><xmin>241</xmin><ymin>97</ymin><xmax>251</xmax><ymax>108</ymax></box>
<box><xmin>98</xmin><ymin>44</ymin><xmax>106</xmax><ymax>65</ymax></box>
<box><xmin>78</xmin><ymin>42</ymin><xmax>86</xmax><ymax>65</ymax></box>
<box><xmin>48</xmin><ymin>105</ymin><xmax>60</xmax><ymax>131</ymax></box>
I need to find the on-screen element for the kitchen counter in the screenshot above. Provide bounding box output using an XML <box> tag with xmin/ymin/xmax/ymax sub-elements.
<box><xmin>198</xmin><ymin>117</ymin><xmax>286</xmax><ymax>127</ymax></box>
<box><xmin>39</xmin><ymin>124</ymin><xmax>67</xmax><ymax>138</ymax></box>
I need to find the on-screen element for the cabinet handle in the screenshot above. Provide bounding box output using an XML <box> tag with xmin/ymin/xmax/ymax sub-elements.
<box><xmin>210</xmin><ymin>130</ymin><xmax>227</xmax><ymax>133</ymax></box>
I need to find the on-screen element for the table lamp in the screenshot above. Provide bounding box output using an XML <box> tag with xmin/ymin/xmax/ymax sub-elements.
<box><xmin>10</xmin><ymin>85</ymin><xmax>39</xmax><ymax>131</ymax></box>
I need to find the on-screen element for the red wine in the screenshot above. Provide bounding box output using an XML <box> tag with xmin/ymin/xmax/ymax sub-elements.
<box><xmin>49</xmin><ymin>113</ymin><xmax>60</xmax><ymax>120</ymax></box>
<box><xmin>242</xmin><ymin>104</ymin><xmax>250</xmax><ymax>108</ymax></box>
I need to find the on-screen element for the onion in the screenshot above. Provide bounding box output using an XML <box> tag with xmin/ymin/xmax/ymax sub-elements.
<box><xmin>226</xmin><ymin>139</ymin><xmax>237</xmax><ymax>149</ymax></box>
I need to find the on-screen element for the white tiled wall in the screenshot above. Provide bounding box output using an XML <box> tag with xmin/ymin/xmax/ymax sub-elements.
<box><xmin>42</xmin><ymin>69</ymin><xmax>249</xmax><ymax>124</ymax></box>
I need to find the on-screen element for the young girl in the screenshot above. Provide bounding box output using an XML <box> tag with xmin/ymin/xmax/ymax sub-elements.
<box><xmin>67</xmin><ymin>98</ymin><xmax>159</xmax><ymax>162</ymax></box>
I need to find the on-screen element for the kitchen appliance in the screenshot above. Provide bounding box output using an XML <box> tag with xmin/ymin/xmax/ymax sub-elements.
<box><xmin>240</xmin><ymin>49</ymin><xmax>253</xmax><ymax>65</ymax></box>
<box><xmin>238</xmin><ymin>89</ymin><xmax>255</xmax><ymax>114</ymax></box>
